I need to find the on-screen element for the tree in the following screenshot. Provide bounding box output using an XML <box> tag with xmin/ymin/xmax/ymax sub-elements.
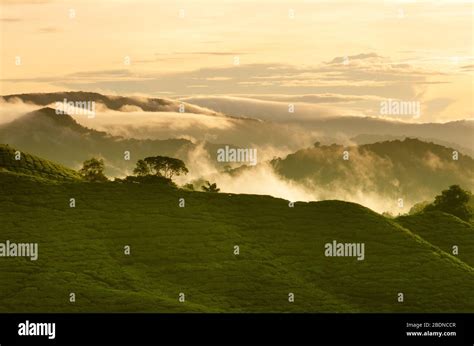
<box><xmin>133</xmin><ymin>159</ymin><xmax>150</xmax><ymax>176</ymax></box>
<box><xmin>182</xmin><ymin>183</ymin><xmax>195</xmax><ymax>191</ymax></box>
<box><xmin>425</xmin><ymin>185</ymin><xmax>472</xmax><ymax>221</ymax></box>
<box><xmin>137</xmin><ymin>156</ymin><xmax>188</xmax><ymax>179</ymax></box>
<box><xmin>381</xmin><ymin>211</ymin><xmax>394</xmax><ymax>218</ymax></box>
<box><xmin>408</xmin><ymin>201</ymin><xmax>430</xmax><ymax>215</ymax></box>
<box><xmin>79</xmin><ymin>158</ymin><xmax>108</xmax><ymax>182</ymax></box>
<box><xmin>201</xmin><ymin>181</ymin><xmax>220</xmax><ymax>193</ymax></box>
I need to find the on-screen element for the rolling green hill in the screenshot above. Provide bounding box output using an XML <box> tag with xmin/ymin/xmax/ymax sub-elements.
<box><xmin>0</xmin><ymin>151</ymin><xmax>473</xmax><ymax>313</ymax></box>
<box><xmin>0</xmin><ymin>144</ymin><xmax>81</xmax><ymax>181</ymax></box>
<box><xmin>396</xmin><ymin>211</ymin><xmax>474</xmax><ymax>268</ymax></box>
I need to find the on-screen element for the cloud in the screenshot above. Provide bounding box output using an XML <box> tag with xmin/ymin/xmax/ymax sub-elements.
<box><xmin>71</xmin><ymin>109</ymin><xmax>236</xmax><ymax>138</ymax></box>
<box><xmin>1</xmin><ymin>53</ymin><xmax>452</xmax><ymax>123</ymax></box>
<box><xmin>2</xmin><ymin>52</ymin><xmax>441</xmax><ymax>102</ymax></box>
<box><xmin>0</xmin><ymin>98</ymin><xmax>43</xmax><ymax>124</ymax></box>
<box><xmin>228</xmin><ymin>93</ymin><xmax>382</xmax><ymax>104</ymax></box>
<box><xmin>38</xmin><ymin>26</ymin><xmax>60</xmax><ymax>33</ymax></box>
<box><xmin>68</xmin><ymin>106</ymin><xmax>318</xmax><ymax>152</ymax></box>
<box><xmin>0</xmin><ymin>17</ymin><xmax>22</xmax><ymax>22</ymax></box>
<box><xmin>178</xmin><ymin>95</ymin><xmax>345</xmax><ymax>121</ymax></box>
<box><xmin>163</xmin><ymin>51</ymin><xmax>245</xmax><ymax>56</ymax></box>
<box><xmin>424</xmin><ymin>97</ymin><xmax>455</xmax><ymax>117</ymax></box>
<box><xmin>1</xmin><ymin>0</ymin><xmax>52</xmax><ymax>4</ymax></box>
<box><xmin>176</xmin><ymin>144</ymin><xmax>414</xmax><ymax>215</ymax></box>
<box><xmin>135</xmin><ymin>51</ymin><xmax>246</xmax><ymax>64</ymax></box>
<box><xmin>460</xmin><ymin>64</ymin><xmax>474</xmax><ymax>71</ymax></box>
<box><xmin>326</xmin><ymin>52</ymin><xmax>384</xmax><ymax>65</ymax></box>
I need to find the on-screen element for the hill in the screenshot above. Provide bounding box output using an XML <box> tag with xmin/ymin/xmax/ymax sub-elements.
<box><xmin>0</xmin><ymin>91</ymin><xmax>218</xmax><ymax>115</ymax></box>
<box><xmin>183</xmin><ymin>95</ymin><xmax>474</xmax><ymax>151</ymax></box>
<box><xmin>0</xmin><ymin>107</ymin><xmax>198</xmax><ymax>177</ymax></box>
<box><xmin>313</xmin><ymin>117</ymin><xmax>474</xmax><ymax>157</ymax></box>
<box><xmin>270</xmin><ymin>138</ymin><xmax>474</xmax><ymax>209</ymax></box>
<box><xmin>351</xmin><ymin>133</ymin><xmax>474</xmax><ymax>158</ymax></box>
<box><xmin>396</xmin><ymin>211</ymin><xmax>474</xmax><ymax>268</ymax></box>
<box><xmin>4</xmin><ymin>92</ymin><xmax>474</xmax><ymax>156</ymax></box>
<box><xmin>0</xmin><ymin>107</ymin><xmax>240</xmax><ymax>177</ymax></box>
<box><xmin>0</xmin><ymin>158</ymin><xmax>473</xmax><ymax>312</ymax></box>
<box><xmin>0</xmin><ymin>144</ymin><xmax>81</xmax><ymax>181</ymax></box>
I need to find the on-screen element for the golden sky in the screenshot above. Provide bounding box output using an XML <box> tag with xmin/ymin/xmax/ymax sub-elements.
<box><xmin>1</xmin><ymin>0</ymin><xmax>473</xmax><ymax>121</ymax></box>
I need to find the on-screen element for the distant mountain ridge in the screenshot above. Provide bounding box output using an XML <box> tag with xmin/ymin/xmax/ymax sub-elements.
<box><xmin>0</xmin><ymin>107</ymin><xmax>195</xmax><ymax>176</ymax></box>
<box><xmin>351</xmin><ymin>133</ymin><xmax>474</xmax><ymax>158</ymax></box>
<box><xmin>1</xmin><ymin>91</ymin><xmax>219</xmax><ymax>115</ymax></box>
<box><xmin>2</xmin><ymin>91</ymin><xmax>473</xmax><ymax>154</ymax></box>
<box><xmin>312</xmin><ymin>116</ymin><xmax>474</xmax><ymax>155</ymax></box>
<box><xmin>0</xmin><ymin>107</ymin><xmax>234</xmax><ymax>177</ymax></box>
<box><xmin>269</xmin><ymin>138</ymin><xmax>474</xmax><ymax>209</ymax></box>
<box><xmin>12</xmin><ymin>106</ymin><xmax>96</xmax><ymax>134</ymax></box>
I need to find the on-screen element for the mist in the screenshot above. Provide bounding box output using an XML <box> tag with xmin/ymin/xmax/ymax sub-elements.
<box><xmin>0</xmin><ymin>97</ymin><xmax>467</xmax><ymax>215</ymax></box>
<box><xmin>177</xmin><ymin>143</ymin><xmax>416</xmax><ymax>214</ymax></box>
<box><xmin>0</xmin><ymin>98</ymin><xmax>44</xmax><ymax>125</ymax></box>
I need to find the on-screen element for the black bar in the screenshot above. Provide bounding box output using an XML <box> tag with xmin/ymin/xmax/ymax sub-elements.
<box><xmin>0</xmin><ymin>313</ymin><xmax>473</xmax><ymax>345</ymax></box>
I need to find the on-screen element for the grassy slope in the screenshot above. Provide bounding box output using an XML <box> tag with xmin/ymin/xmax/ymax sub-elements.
<box><xmin>0</xmin><ymin>171</ymin><xmax>473</xmax><ymax>313</ymax></box>
<box><xmin>0</xmin><ymin>144</ymin><xmax>81</xmax><ymax>181</ymax></box>
<box><xmin>396</xmin><ymin>211</ymin><xmax>474</xmax><ymax>268</ymax></box>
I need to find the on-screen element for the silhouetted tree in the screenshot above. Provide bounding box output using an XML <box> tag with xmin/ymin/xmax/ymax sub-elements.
<box><xmin>142</xmin><ymin>156</ymin><xmax>188</xmax><ymax>179</ymax></box>
<box><xmin>182</xmin><ymin>183</ymin><xmax>195</xmax><ymax>191</ymax></box>
<box><xmin>201</xmin><ymin>181</ymin><xmax>220</xmax><ymax>193</ymax></box>
<box><xmin>133</xmin><ymin>159</ymin><xmax>150</xmax><ymax>176</ymax></box>
<box><xmin>408</xmin><ymin>201</ymin><xmax>430</xmax><ymax>215</ymax></box>
<box><xmin>425</xmin><ymin>185</ymin><xmax>472</xmax><ymax>221</ymax></box>
<box><xmin>79</xmin><ymin>158</ymin><xmax>108</xmax><ymax>182</ymax></box>
<box><xmin>381</xmin><ymin>211</ymin><xmax>394</xmax><ymax>218</ymax></box>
